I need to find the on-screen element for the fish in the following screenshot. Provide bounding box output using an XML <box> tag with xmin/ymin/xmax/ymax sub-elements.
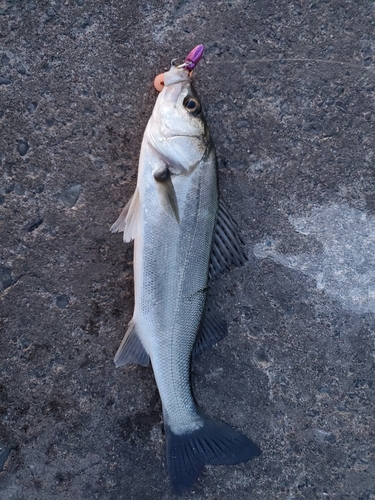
<box><xmin>111</xmin><ymin>45</ymin><xmax>261</xmax><ymax>495</ymax></box>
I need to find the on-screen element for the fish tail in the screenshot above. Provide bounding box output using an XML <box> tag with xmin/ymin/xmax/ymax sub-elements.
<box><xmin>165</xmin><ymin>414</ymin><xmax>261</xmax><ymax>495</ymax></box>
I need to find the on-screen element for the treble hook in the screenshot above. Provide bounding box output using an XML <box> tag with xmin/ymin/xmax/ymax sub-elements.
<box><xmin>154</xmin><ymin>45</ymin><xmax>204</xmax><ymax>92</ymax></box>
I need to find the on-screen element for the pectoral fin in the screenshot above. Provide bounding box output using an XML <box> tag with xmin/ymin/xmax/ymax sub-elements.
<box><xmin>154</xmin><ymin>167</ymin><xmax>180</xmax><ymax>224</ymax></box>
<box><xmin>209</xmin><ymin>200</ymin><xmax>248</xmax><ymax>279</ymax></box>
<box><xmin>110</xmin><ymin>188</ymin><xmax>140</xmax><ymax>242</ymax></box>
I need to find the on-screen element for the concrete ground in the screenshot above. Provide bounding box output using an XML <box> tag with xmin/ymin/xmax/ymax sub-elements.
<box><xmin>1</xmin><ymin>1</ymin><xmax>375</xmax><ymax>498</ymax></box>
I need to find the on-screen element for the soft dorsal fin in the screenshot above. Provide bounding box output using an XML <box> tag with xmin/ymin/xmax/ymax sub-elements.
<box><xmin>110</xmin><ymin>188</ymin><xmax>140</xmax><ymax>242</ymax></box>
<box><xmin>209</xmin><ymin>200</ymin><xmax>248</xmax><ymax>279</ymax></box>
<box><xmin>114</xmin><ymin>321</ymin><xmax>150</xmax><ymax>367</ymax></box>
<box><xmin>192</xmin><ymin>298</ymin><xmax>227</xmax><ymax>357</ymax></box>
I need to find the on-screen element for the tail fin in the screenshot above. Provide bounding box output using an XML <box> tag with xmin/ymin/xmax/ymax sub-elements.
<box><xmin>165</xmin><ymin>415</ymin><xmax>261</xmax><ymax>495</ymax></box>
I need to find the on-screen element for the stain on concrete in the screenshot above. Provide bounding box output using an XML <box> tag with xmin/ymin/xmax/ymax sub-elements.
<box><xmin>254</xmin><ymin>204</ymin><xmax>375</xmax><ymax>313</ymax></box>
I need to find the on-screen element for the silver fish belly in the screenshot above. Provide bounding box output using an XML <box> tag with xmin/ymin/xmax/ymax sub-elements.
<box><xmin>111</xmin><ymin>59</ymin><xmax>260</xmax><ymax>495</ymax></box>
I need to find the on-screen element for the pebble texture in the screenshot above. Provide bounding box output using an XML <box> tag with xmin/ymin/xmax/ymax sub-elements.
<box><xmin>1</xmin><ymin>1</ymin><xmax>375</xmax><ymax>499</ymax></box>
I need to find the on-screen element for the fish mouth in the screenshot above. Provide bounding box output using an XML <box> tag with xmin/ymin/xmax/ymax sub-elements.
<box><xmin>167</xmin><ymin>133</ymin><xmax>203</xmax><ymax>139</ymax></box>
<box><xmin>163</xmin><ymin>66</ymin><xmax>191</xmax><ymax>87</ymax></box>
<box><xmin>161</xmin><ymin>117</ymin><xmax>204</xmax><ymax>139</ymax></box>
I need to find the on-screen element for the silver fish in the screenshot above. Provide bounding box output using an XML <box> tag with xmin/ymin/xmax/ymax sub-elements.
<box><xmin>111</xmin><ymin>47</ymin><xmax>260</xmax><ymax>494</ymax></box>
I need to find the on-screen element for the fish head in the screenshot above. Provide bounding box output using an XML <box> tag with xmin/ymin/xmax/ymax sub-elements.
<box><xmin>147</xmin><ymin>66</ymin><xmax>208</xmax><ymax>175</ymax></box>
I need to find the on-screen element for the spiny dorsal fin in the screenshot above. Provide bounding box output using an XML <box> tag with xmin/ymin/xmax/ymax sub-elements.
<box><xmin>114</xmin><ymin>321</ymin><xmax>150</xmax><ymax>367</ymax></box>
<box><xmin>110</xmin><ymin>188</ymin><xmax>140</xmax><ymax>242</ymax></box>
<box><xmin>154</xmin><ymin>167</ymin><xmax>180</xmax><ymax>224</ymax></box>
<box><xmin>192</xmin><ymin>299</ymin><xmax>227</xmax><ymax>357</ymax></box>
<box><xmin>209</xmin><ymin>200</ymin><xmax>248</xmax><ymax>279</ymax></box>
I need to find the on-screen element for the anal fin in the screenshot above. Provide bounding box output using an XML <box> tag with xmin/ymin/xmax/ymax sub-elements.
<box><xmin>114</xmin><ymin>321</ymin><xmax>150</xmax><ymax>367</ymax></box>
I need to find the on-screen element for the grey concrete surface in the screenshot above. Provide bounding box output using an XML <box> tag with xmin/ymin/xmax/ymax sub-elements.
<box><xmin>1</xmin><ymin>1</ymin><xmax>375</xmax><ymax>499</ymax></box>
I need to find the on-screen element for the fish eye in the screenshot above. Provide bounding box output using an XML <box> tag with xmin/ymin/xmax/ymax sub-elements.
<box><xmin>183</xmin><ymin>96</ymin><xmax>201</xmax><ymax>115</ymax></box>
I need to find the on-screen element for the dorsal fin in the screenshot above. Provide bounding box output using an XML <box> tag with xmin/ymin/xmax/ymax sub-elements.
<box><xmin>209</xmin><ymin>200</ymin><xmax>248</xmax><ymax>279</ymax></box>
<box><xmin>110</xmin><ymin>188</ymin><xmax>140</xmax><ymax>242</ymax></box>
<box><xmin>192</xmin><ymin>298</ymin><xmax>227</xmax><ymax>357</ymax></box>
<box><xmin>114</xmin><ymin>321</ymin><xmax>150</xmax><ymax>367</ymax></box>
